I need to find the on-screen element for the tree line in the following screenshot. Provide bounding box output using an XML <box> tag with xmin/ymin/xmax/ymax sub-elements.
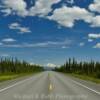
<box><xmin>0</xmin><ymin>58</ymin><xmax>44</xmax><ymax>74</ymax></box>
<box><xmin>54</xmin><ymin>58</ymin><xmax>100</xmax><ymax>79</ymax></box>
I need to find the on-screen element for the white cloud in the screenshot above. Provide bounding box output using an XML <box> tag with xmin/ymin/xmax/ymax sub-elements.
<box><xmin>47</xmin><ymin>63</ymin><xmax>57</xmax><ymax>67</ymax></box>
<box><xmin>1</xmin><ymin>0</ymin><xmax>61</xmax><ymax>17</ymax></box>
<box><xmin>79</xmin><ymin>42</ymin><xmax>85</xmax><ymax>46</ymax></box>
<box><xmin>62</xmin><ymin>46</ymin><xmax>69</xmax><ymax>49</ymax></box>
<box><xmin>1</xmin><ymin>0</ymin><xmax>28</xmax><ymax>16</ymax></box>
<box><xmin>9</xmin><ymin>22</ymin><xmax>31</xmax><ymax>34</ymax></box>
<box><xmin>93</xmin><ymin>43</ymin><xmax>100</xmax><ymax>48</ymax></box>
<box><xmin>88</xmin><ymin>33</ymin><xmax>100</xmax><ymax>39</ymax></box>
<box><xmin>0</xmin><ymin>39</ymin><xmax>72</xmax><ymax>48</ymax></box>
<box><xmin>66</xmin><ymin>0</ymin><xmax>74</xmax><ymax>4</ymax></box>
<box><xmin>1</xmin><ymin>9</ymin><xmax>11</xmax><ymax>16</ymax></box>
<box><xmin>28</xmin><ymin>39</ymin><xmax>72</xmax><ymax>48</ymax></box>
<box><xmin>90</xmin><ymin>16</ymin><xmax>100</xmax><ymax>27</ymax></box>
<box><xmin>88</xmin><ymin>0</ymin><xmax>100</xmax><ymax>27</ymax></box>
<box><xmin>48</xmin><ymin>6</ymin><xmax>93</xmax><ymax>27</ymax></box>
<box><xmin>47</xmin><ymin>5</ymin><xmax>100</xmax><ymax>28</ymax></box>
<box><xmin>18</xmin><ymin>27</ymin><xmax>31</xmax><ymax>34</ymax></box>
<box><xmin>1</xmin><ymin>0</ymin><xmax>100</xmax><ymax>28</ymax></box>
<box><xmin>29</xmin><ymin>0</ymin><xmax>61</xmax><ymax>17</ymax></box>
<box><xmin>2</xmin><ymin>38</ymin><xmax>16</xmax><ymax>43</ymax></box>
<box><xmin>9</xmin><ymin>22</ymin><xmax>19</xmax><ymax>29</ymax></box>
<box><xmin>88</xmin><ymin>39</ymin><xmax>93</xmax><ymax>42</ymax></box>
<box><xmin>89</xmin><ymin>0</ymin><xmax>100</xmax><ymax>13</ymax></box>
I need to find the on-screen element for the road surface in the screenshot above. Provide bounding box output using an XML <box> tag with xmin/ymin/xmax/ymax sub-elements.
<box><xmin>0</xmin><ymin>71</ymin><xmax>100</xmax><ymax>100</ymax></box>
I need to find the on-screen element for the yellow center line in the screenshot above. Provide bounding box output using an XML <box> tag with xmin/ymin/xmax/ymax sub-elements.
<box><xmin>49</xmin><ymin>83</ymin><xmax>53</xmax><ymax>91</ymax></box>
<box><xmin>48</xmin><ymin>73</ymin><xmax>54</xmax><ymax>91</ymax></box>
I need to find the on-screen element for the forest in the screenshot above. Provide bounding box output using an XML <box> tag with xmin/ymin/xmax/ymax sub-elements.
<box><xmin>54</xmin><ymin>58</ymin><xmax>100</xmax><ymax>79</ymax></box>
<box><xmin>0</xmin><ymin>57</ymin><xmax>43</xmax><ymax>74</ymax></box>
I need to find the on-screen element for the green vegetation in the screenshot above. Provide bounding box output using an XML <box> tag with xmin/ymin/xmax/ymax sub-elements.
<box><xmin>64</xmin><ymin>73</ymin><xmax>100</xmax><ymax>83</ymax></box>
<box><xmin>0</xmin><ymin>58</ymin><xmax>44</xmax><ymax>82</ymax></box>
<box><xmin>0</xmin><ymin>73</ymin><xmax>37</xmax><ymax>82</ymax></box>
<box><xmin>54</xmin><ymin>58</ymin><xmax>100</xmax><ymax>83</ymax></box>
<box><xmin>0</xmin><ymin>74</ymin><xmax>19</xmax><ymax>82</ymax></box>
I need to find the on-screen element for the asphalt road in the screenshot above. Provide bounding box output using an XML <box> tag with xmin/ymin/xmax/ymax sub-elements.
<box><xmin>0</xmin><ymin>71</ymin><xmax>100</xmax><ymax>100</ymax></box>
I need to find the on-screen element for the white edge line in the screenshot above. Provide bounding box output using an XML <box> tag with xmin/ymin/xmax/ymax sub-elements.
<box><xmin>72</xmin><ymin>80</ymin><xmax>100</xmax><ymax>95</ymax></box>
<box><xmin>0</xmin><ymin>76</ymin><xmax>34</xmax><ymax>93</ymax></box>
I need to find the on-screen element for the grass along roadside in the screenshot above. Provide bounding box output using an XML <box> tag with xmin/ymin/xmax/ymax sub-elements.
<box><xmin>65</xmin><ymin>73</ymin><xmax>100</xmax><ymax>84</ymax></box>
<box><xmin>0</xmin><ymin>72</ymin><xmax>39</xmax><ymax>82</ymax></box>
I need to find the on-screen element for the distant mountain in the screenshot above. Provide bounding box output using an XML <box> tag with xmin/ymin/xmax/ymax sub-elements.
<box><xmin>43</xmin><ymin>66</ymin><xmax>55</xmax><ymax>71</ymax></box>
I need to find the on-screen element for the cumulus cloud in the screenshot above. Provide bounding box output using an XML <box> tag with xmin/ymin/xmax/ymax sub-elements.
<box><xmin>9</xmin><ymin>22</ymin><xmax>31</xmax><ymax>34</ymax></box>
<box><xmin>90</xmin><ymin>16</ymin><xmax>100</xmax><ymax>27</ymax></box>
<box><xmin>79</xmin><ymin>42</ymin><xmax>85</xmax><ymax>47</ymax></box>
<box><xmin>28</xmin><ymin>0</ymin><xmax>100</xmax><ymax>28</ymax></box>
<box><xmin>93</xmin><ymin>43</ymin><xmax>100</xmax><ymax>48</ymax></box>
<box><xmin>62</xmin><ymin>46</ymin><xmax>69</xmax><ymax>49</ymax></box>
<box><xmin>47</xmin><ymin>63</ymin><xmax>57</xmax><ymax>67</ymax></box>
<box><xmin>88</xmin><ymin>33</ymin><xmax>100</xmax><ymax>39</ymax></box>
<box><xmin>9</xmin><ymin>23</ymin><xmax>19</xmax><ymax>29</ymax></box>
<box><xmin>89</xmin><ymin>0</ymin><xmax>100</xmax><ymax>13</ymax></box>
<box><xmin>1</xmin><ymin>0</ymin><xmax>61</xmax><ymax>17</ymax></box>
<box><xmin>88</xmin><ymin>39</ymin><xmax>93</xmax><ymax>42</ymax></box>
<box><xmin>18</xmin><ymin>27</ymin><xmax>31</xmax><ymax>34</ymax></box>
<box><xmin>1</xmin><ymin>9</ymin><xmax>11</xmax><ymax>16</ymax></box>
<box><xmin>2</xmin><ymin>38</ymin><xmax>16</xmax><ymax>43</ymax></box>
<box><xmin>66</xmin><ymin>0</ymin><xmax>74</xmax><ymax>4</ymax></box>
<box><xmin>48</xmin><ymin>6</ymin><xmax>93</xmax><ymax>27</ymax></box>
<box><xmin>1</xmin><ymin>0</ymin><xmax>28</xmax><ymax>16</ymax></box>
<box><xmin>0</xmin><ymin>0</ymin><xmax>100</xmax><ymax>28</ymax></box>
<box><xmin>88</xmin><ymin>0</ymin><xmax>100</xmax><ymax>27</ymax></box>
<box><xmin>29</xmin><ymin>0</ymin><xmax>61</xmax><ymax>17</ymax></box>
<box><xmin>88</xmin><ymin>33</ymin><xmax>100</xmax><ymax>45</ymax></box>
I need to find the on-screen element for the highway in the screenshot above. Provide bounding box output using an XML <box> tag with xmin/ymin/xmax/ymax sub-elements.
<box><xmin>0</xmin><ymin>71</ymin><xmax>100</xmax><ymax>100</ymax></box>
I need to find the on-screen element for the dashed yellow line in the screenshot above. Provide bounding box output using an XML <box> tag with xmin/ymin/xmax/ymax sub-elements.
<box><xmin>48</xmin><ymin>73</ymin><xmax>53</xmax><ymax>91</ymax></box>
<box><xmin>49</xmin><ymin>83</ymin><xmax>53</xmax><ymax>91</ymax></box>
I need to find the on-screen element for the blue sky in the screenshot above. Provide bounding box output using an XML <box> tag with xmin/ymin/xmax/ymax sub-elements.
<box><xmin>0</xmin><ymin>0</ymin><xmax>100</xmax><ymax>67</ymax></box>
